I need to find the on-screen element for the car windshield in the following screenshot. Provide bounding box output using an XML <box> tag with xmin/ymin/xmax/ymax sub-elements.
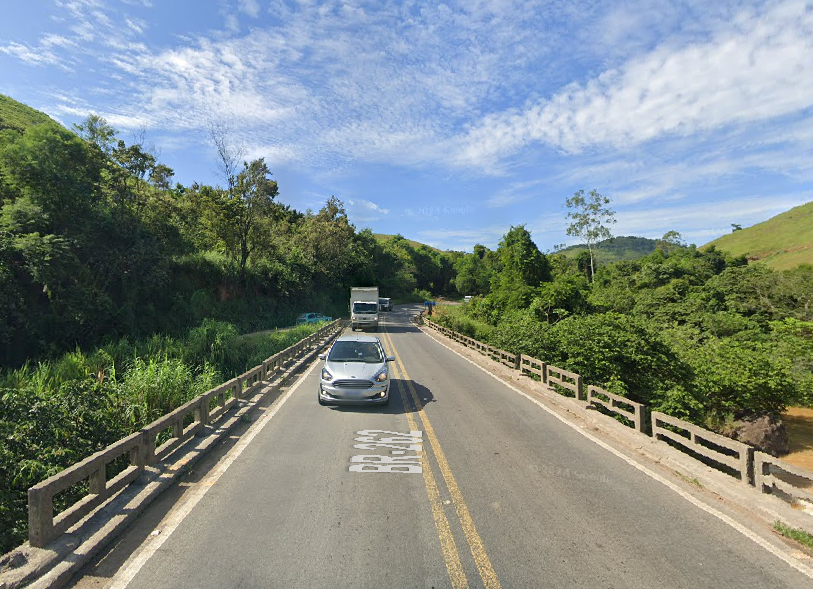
<box><xmin>328</xmin><ymin>341</ymin><xmax>383</xmax><ymax>363</ymax></box>
<box><xmin>353</xmin><ymin>302</ymin><xmax>378</xmax><ymax>313</ymax></box>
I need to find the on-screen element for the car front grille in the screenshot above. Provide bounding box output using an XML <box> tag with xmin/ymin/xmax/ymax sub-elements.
<box><xmin>333</xmin><ymin>379</ymin><xmax>374</xmax><ymax>389</ymax></box>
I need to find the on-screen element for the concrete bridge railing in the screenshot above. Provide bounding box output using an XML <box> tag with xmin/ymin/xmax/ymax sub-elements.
<box><xmin>25</xmin><ymin>320</ymin><xmax>343</xmax><ymax>549</ymax></box>
<box><xmin>423</xmin><ymin>317</ymin><xmax>813</xmax><ymax>510</ymax></box>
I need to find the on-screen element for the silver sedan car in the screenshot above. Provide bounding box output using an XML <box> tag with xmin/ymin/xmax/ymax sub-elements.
<box><xmin>318</xmin><ymin>335</ymin><xmax>395</xmax><ymax>406</ymax></box>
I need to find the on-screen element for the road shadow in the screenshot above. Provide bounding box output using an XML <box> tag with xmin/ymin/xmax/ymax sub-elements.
<box><xmin>325</xmin><ymin>377</ymin><xmax>436</xmax><ymax>416</ymax></box>
<box><xmin>378</xmin><ymin>324</ymin><xmax>422</xmax><ymax>334</ymax></box>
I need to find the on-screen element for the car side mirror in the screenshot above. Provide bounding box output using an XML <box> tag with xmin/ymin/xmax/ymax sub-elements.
<box><xmin>318</xmin><ymin>353</ymin><xmax>326</xmax><ymax>360</ymax></box>
<box><xmin>386</xmin><ymin>356</ymin><xmax>395</xmax><ymax>362</ymax></box>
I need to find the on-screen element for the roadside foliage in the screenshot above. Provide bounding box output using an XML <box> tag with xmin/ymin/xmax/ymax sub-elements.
<box><xmin>0</xmin><ymin>101</ymin><xmax>461</xmax><ymax>553</ymax></box>
<box><xmin>1</xmin><ymin>97</ymin><xmax>811</xmax><ymax>554</ymax></box>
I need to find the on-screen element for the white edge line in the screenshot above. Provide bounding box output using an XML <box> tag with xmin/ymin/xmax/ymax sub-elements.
<box><xmin>108</xmin><ymin>360</ymin><xmax>321</xmax><ymax>589</ymax></box>
<box><xmin>421</xmin><ymin>325</ymin><xmax>813</xmax><ymax>580</ymax></box>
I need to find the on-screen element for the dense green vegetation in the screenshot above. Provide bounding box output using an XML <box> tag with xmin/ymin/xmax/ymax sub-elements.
<box><xmin>0</xmin><ymin>95</ymin><xmax>462</xmax><ymax>553</ymax></box>
<box><xmin>0</xmin><ymin>319</ymin><xmax>327</xmax><ymax>552</ymax></box>
<box><xmin>0</xmin><ymin>96</ymin><xmax>458</xmax><ymax>367</ymax></box>
<box><xmin>1</xmin><ymin>94</ymin><xmax>811</xmax><ymax>554</ymax></box>
<box><xmin>704</xmin><ymin>201</ymin><xmax>813</xmax><ymax>270</ymax></box>
<box><xmin>437</xmin><ymin>226</ymin><xmax>813</xmax><ymax>429</ymax></box>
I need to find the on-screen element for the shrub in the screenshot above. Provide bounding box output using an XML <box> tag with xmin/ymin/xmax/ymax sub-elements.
<box><xmin>117</xmin><ymin>356</ymin><xmax>218</xmax><ymax>427</ymax></box>
<box><xmin>683</xmin><ymin>338</ymin><xmax>796</xmax><ymax>419</ymax></box>
<box><xmin>532</xmin><ymin>312</ymin><xmax>685</xmax><ymax>406</ymax></box>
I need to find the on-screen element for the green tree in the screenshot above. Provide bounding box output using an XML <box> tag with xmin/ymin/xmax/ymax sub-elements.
<box><xmin>298</xmin><ymin>196</ymin><xmax>357</xmax><ymax>291</ymax></box>
<box><xmin>72</xmin><ymin>114</ymin><xmax>117</xmax><ymax>155</ymax></box>
<box><xmin>453</xmin><ymin>244</ymin><xmax>495</xmax><ymax>296</ymax></box>
<box><xmin>490</xmin><ymin>225</ymin><xmax>551</xmax><ymax>311</ymax></box>
<box><xmin>656</xmin><ymin>230</ymin><xmax>685</xmax><ymax>254</ymax></box>
<box><xmin>565</xmin><ymin>189</ymin><xmax>616</xmax><ymax>282</ymax></box>
<box><xmin>209</xmin><ymin>158</ymin><xmax>279</xmax><ymax>275</ymax></box>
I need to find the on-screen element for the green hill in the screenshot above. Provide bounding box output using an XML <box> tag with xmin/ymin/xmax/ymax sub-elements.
<box><xmin>702</xmin><ymin>201</ymin><xmax>813</xmax><ymax>270</ymax></box>
<box><xmin>555</xmin><ymin>236</ymin><xmax>659</xmax><ymax>263</ymax></box>
<box><xmin>0</xmin><ymin>94</ymin><xmax>60</xmax><ymax>134</ymax></box>
<box><xmin>374</xmin><ymin>233</ymin><xmax>446</xmax><ymax>252</ymax></box>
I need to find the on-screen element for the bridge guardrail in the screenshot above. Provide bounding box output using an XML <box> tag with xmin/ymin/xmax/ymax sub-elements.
<box><xmin>28</xmin><ymin>432</ymin><xmax>145</xmax><ymax>548</ymax></box>
<box><xmin>423</xmin><ymin>317</ymin><xmax>812</xmax><ymax>506</ymax></box>
<box><xmin>26</xmin><ymin>320</ymin><xmax>342</xmax><ymax>548</ymax></box>
<box><xmin>587</xmin><ymin>385</ymin><xmax>648</xmax><ymax>434</ymax></box>
<box><xmin>755</xmin><ymin>452</ymin><xmax>813</xmax><ymax>503</ymax></box>
<box><xmin>546</xmin><ymin>364</ymin><xmax>584</xmax><ymax>401</ymax></box>
<box><xmin>652</xmin><ymin>412</ymin><xmax>753</xmax><ymax>484</ymax></box>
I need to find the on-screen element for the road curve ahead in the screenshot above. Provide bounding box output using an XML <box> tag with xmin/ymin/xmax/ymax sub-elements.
<box><xmin>75</xmin><ymin>306</ymin><xmax>811</xmax><ymax>589</ymax></box>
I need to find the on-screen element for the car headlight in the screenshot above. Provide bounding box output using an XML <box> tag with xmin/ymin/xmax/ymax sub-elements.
<box><xmin>374</xmin><ymin>368</ymin><xmax>388</xmax><ymax>383</ymax></box>
<box><xmin>321</xmin><ymin>368</ymin><xmax>333</xmax><ymax>381</ymax></box>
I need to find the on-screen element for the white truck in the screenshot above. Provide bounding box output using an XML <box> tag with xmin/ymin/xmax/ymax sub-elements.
<box><xmin>350</xmin><ymin>286</ymin><xmax>379</xmax><ymax>331</ymax></box>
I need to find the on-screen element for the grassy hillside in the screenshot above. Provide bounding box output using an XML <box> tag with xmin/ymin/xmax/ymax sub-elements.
<box><xmin>702</xmin><ymin>201</ymin><xmax>813</xmax><ymax>270</ymax></box>
<box><xmin>0</xmin><ymin>94</ymin><xmax>60</xmax><ymax>134</ymax></box>
<box><xmin>374</xmin><ymin>233</ymin><xmax>446</xmax><ymax>252</ymax></box>
<box><xmin>555</xmin><ymin>236</ymin><xmax>659</xmax><ymax>263</ymax></box>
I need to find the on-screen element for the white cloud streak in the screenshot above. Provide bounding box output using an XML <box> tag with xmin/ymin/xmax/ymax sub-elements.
<box><xmin>453</xmin><ymin>0</ymin><xmax>813</xmax><ymax>165</ymax></box>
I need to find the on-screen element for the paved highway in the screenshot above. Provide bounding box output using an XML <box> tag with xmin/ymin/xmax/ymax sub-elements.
<box><xmin>70</xmin><ymin>306</ymin><xmax>812</xmax><ymax>588</ymax></box>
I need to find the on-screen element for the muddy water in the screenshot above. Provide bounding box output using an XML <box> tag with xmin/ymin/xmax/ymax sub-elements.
<box><xmin>782</xmin><ymin>407</ymin><xmax>813</xmax><ymax>472</ymax></box>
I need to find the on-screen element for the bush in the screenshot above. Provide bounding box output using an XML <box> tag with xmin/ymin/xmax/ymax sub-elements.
<box><xmin>432</xmin><ymin>305</ymin><xmax>494</xmax><ymax>341</ymax></box>
<box><xmin>683</xmin><ymin>338</ymin><xmax>796</xmax><ymax>419</ymax></box>
<box><xmin>0</xmin><ymin>379</ymin><xmax>128</xmax><ymax>553</ymax></box>
<box><xmin>490</xmin><ymin>309</ymin><xmax>551</xmax><ymax>356</ymax></box>
<box><xmin>521</xmin><ymin>312</ymin><xmax>685</xmax><ymax>406</ymax></box>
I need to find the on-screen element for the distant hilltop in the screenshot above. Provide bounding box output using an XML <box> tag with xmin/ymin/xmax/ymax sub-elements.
<box><xmin>701</xmin><ymin>201</ymin><xmax>813</xmax><ymax>270</ymax></box>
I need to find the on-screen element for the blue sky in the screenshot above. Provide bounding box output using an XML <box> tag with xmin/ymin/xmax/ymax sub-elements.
<box><xmin>2</xmin><ymin>0</ymin><xmax>812</xmax><ymax>252</ymax></box>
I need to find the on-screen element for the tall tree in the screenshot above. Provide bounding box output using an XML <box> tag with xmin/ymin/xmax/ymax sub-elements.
<box><xmin>217</xmin><ymin>158</ymin><xmax>279</xmax><ymax>274</ymax></box>
<box><xmin>490</xmin><ymin>225</ymin><xmax>550</xmax><ymax>309</ymax></box>
<box><xmin>565</xmin><ymin>189</ymin><xmax>616</xmax><ymax>283</ymax></box>
<box><xmin>73</xmin><ymin>114</ymin><xmax>117</xmax><ymax>155</ymax></box>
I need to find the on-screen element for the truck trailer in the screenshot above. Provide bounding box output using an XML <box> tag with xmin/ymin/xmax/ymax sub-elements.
<box><xmin>350</xmin><ymin>286</ymin><xmax>380</xmax><ymax>331</ymax></box>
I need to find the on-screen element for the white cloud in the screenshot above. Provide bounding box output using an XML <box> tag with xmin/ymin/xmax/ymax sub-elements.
<box><xmin>5</xmin><ymin>0</ymin><xmax>813</xmax><ymax>248</ymax></box>
<box><xmin>347</xmin><ymin>199</ymin><xmax>390</xmax><ymax>215</ymax></box>
<box><xmin>0</xmin><ymin>42</ymin><xmax>70</xmax><ymax>68</ymax></box>
<box><xmin>613</xmin><ymin>194</ymin><xmax>813</xmax><ymax>242</ymax></box>
<box><xmin>346</xmin><ymin>198</ymin><xmax>391</xmax><ymax>223</ymax></box>
<box><xmin>238</xmin><ymin>0</ymin><xmax>261</xmax><ymax>18</ymax></box>
<box><xmin>486</xmin><ymin>179</ymin><xmax>547</xmax><ymax>208</ymax></box>
<box><xmin>453</xmin><ymin>0</ymin><xmax>813</xmax><ymax>166</ymax></box>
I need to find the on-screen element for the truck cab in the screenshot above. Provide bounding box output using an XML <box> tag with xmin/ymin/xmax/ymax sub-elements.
<box><xmin>350</xmin><ymin>287</ymin><xmax>379</xmax><ymax>331</ymax></box>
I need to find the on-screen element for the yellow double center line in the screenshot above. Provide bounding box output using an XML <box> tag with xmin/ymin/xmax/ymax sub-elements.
<box><xmin>380</xmin><ymin>323</ymin><xmax>502</xmax><ymax>589</ymax></box>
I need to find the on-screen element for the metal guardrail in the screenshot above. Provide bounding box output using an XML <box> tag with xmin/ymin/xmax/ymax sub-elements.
<box><xmin>423</xmin><ymin>317</ymin><xmax>812</xmax><ymax>503</ymax></box>
<box><xmin>26</xmin><ymin>320</ymin><xmax>342</xmax><ymax>548</ymax></box>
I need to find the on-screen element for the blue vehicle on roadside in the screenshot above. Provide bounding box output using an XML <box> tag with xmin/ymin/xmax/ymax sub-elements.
<box><xmin>296</xmin><ymin>312</ymin><xmax>332</xmax><ymax>325</ymax></box>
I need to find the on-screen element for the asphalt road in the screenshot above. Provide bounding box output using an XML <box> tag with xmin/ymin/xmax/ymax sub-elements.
<box><xmin>69</xmin><ymin>305</ymin><xmax>812</xmax><ymax>589</ymax></box>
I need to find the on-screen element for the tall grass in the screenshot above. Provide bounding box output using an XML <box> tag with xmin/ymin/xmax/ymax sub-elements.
<box><xmin>0</xmin><ymin>318</ymin><xmax>328</xmax><ymax>554</ymax></box>
<box><xmin>432</xmin><ymin>304</ymin><xmax>494</xmax><ymax>341</ymax></box>
<box><xmin>117</xmin><ymin>356</ymin><xmax>218</xmax><ymax>427</ymax></box>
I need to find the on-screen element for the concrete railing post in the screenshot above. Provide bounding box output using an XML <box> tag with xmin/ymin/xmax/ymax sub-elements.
<box><xmin>89</xmin><ymin>464</ymin><xmax>106</xmax><ymax>495</ymax></box>
<box><xmin>172</xmin><ymin>417</ymin><xmax>183</xmax><ymax>440</ymax></box>
<box><xmin>28</xmin><ymin>487</ymin><xmax>53</xmax><ymax>548</ymax></box>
